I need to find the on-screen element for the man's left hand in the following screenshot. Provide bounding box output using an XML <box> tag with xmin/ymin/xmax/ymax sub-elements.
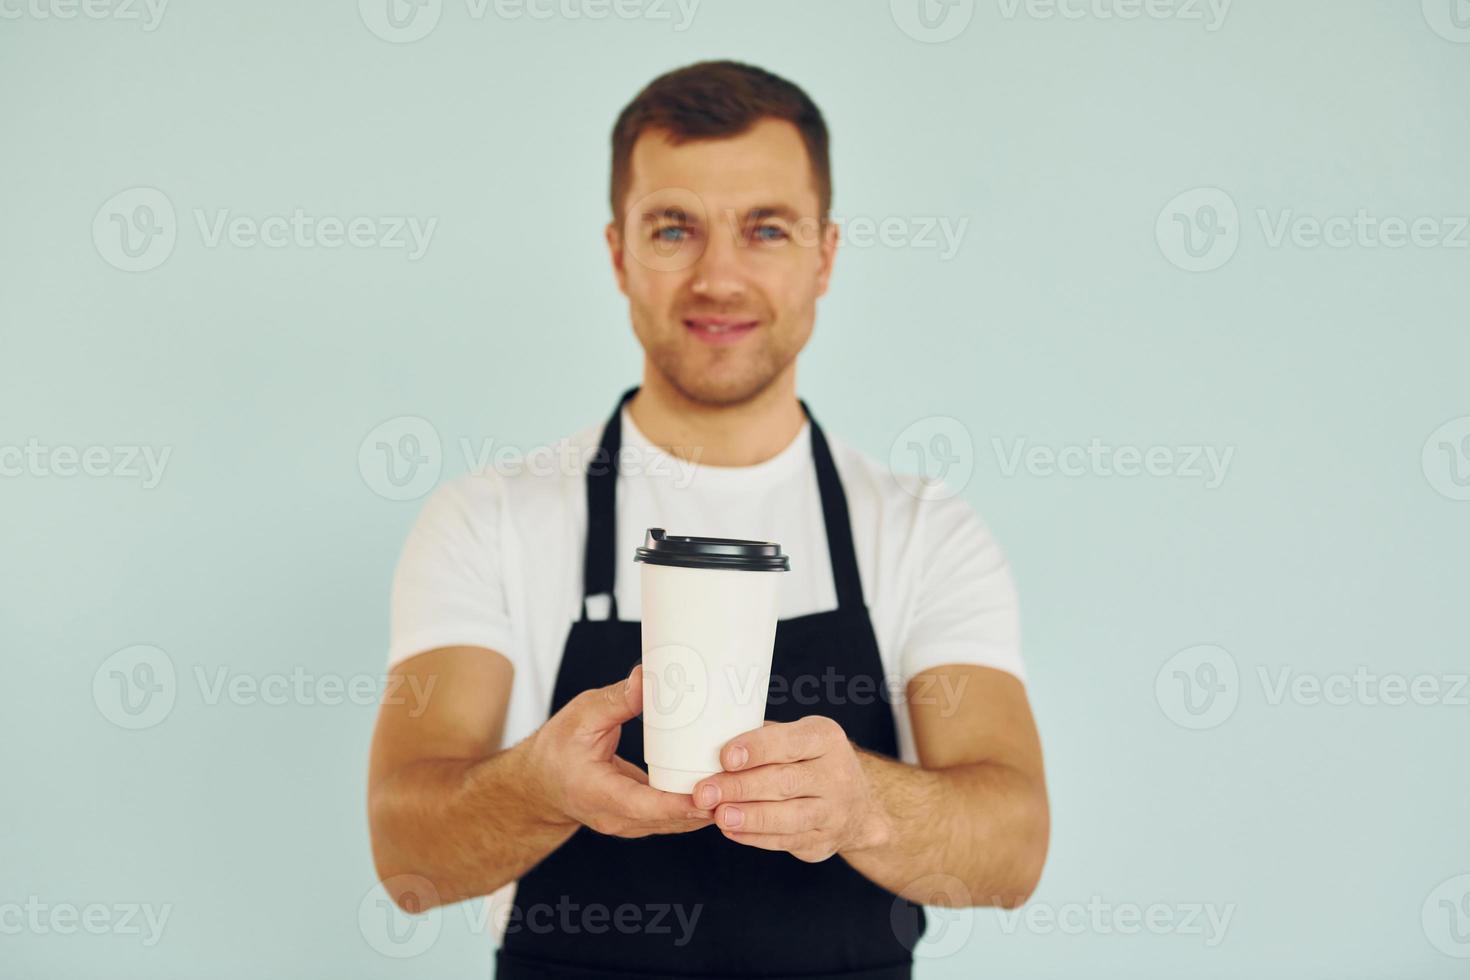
<box><xmin>691</xmin><ymin>716</ymin><xmax>892</xmax><ymax>863</ymax></box>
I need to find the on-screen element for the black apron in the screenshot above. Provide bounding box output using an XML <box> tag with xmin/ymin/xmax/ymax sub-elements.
<box><xmin>495</xmin><ymin>386</ymin><xmax>925</xmax><ymax>980</ymax></box>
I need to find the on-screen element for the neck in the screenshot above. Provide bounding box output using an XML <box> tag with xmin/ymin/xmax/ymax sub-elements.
<box><xmin>627</xmin><ymin>366</ymin><xmax>806</xmax><ymax>468</ymax></box>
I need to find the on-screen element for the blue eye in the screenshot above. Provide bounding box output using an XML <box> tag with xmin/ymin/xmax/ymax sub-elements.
<box><xmin>753</xmin><ymin>225</ymin><xmax>788</xmax><ymax>243</ymax></box>
<box><xmin>654</xmin><ymin>226</ymin><xmax>689</xmax><ymax>243</ymax></box>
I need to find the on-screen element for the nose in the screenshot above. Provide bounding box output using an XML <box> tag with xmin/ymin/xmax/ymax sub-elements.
<box><xmin>689</xmin><ymin>217</ymin><xmax>747</xmax><ymax>302</ymax></box>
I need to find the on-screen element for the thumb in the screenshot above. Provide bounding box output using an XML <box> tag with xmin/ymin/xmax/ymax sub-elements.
<box><xmin>572</xmin><ymin>663</ymin><xmax>642</xmax><ymax>732</ymax></box>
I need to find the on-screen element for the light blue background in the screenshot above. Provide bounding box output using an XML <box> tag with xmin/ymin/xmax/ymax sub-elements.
<box><xmin>3</xmin><ymin>0</ymin><xmax>1468</xmax><ymax>976</ymax></box>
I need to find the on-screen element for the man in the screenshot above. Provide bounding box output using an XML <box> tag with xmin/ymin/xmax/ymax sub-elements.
<box><xmin>368</xmin><ymin>60</ymin><xmax>1049</xmax><ymax>979</ymax></box>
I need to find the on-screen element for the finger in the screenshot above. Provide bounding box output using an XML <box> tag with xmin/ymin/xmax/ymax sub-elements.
<box><xmin>713</xmin><ymin>798</ymin><xmax>824</xmax><ymax>836</ymax></box>
<box><xmin>720</xmin><ymin>830</ymin><xmax>821</xmax><ymax>856</ymax></box>
<box><xmin>589</xmin><ymin>768</ymin><xmax>712</xmax><ymax>825</ymax></box>
<box><xmin>569</xmin><ymin>664</ymin><xmax>642</xmax><ymax>734</ymax></box>
<box><xmin>611</xmin><ymin>805</ymin><xmax>717</xmax><ymax>836</ymax></box>
<box><xmin>654</xmin><ymin>810</ymin><xmax>717</xmax><ymax>833</ymax></box>
<box><xmin>722</xmin><ymin>715</ymin><xmax>843</xmax><ymax>771</ymax></box>
<box><xmin>584</xmin><ymin>769</ymin><xmax>715</xmax><ymax>837</ymax></box>
<box><xmin>625</xmin><ymin>663</ymin><xmax>643</xmax><ymax>715</ymax></box>
<box><xmin>612</xmin><ymin>755</ymin><xmax>650</xmax><ymax>785</ymax></box>
<box><xmin>693</xmin><ymin>761</ymin><xmax>817</xmax><ymax>807</ymax></box>
<box><xmin>626</xmin><ymin>816</ymin><xmax>717</xmax><ymax>838</ymax></box>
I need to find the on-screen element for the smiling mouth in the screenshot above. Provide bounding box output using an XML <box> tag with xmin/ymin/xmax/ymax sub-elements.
<box><xmin>683</xmin><ymin>317</ymin><xmax>760</xmax><ymax>345</ymax></box>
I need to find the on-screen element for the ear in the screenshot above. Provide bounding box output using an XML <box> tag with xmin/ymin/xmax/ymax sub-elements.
<box><xmin>605</xmin><ymin>220</ymin><xmax>628</xmax><ymax>297</ymax></box>
<box><xmin>814</xmin><ymin>219</ymin><xmax>840</xmax><ymax>298</ymax></box>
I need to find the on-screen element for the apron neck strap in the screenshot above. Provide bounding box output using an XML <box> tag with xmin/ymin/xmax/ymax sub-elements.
<box><xmin>581</xmin><ymin>386</ymin><xmax>638</xmax><ymax>621</ymax></box>
<box><xmin>580</xmin><ymin>386</ymin><xmax>865</xmax><ymax>622</ymax></box>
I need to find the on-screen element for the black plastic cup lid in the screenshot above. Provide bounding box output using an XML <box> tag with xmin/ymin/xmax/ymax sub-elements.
<box><xmin>633</xmin><ymin>527</ymin><xmax>790</xmax><ymax>572</ymax></box>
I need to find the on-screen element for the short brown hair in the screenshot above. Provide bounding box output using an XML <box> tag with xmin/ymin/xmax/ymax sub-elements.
<box><xmin>609</xmin><ymin>60</ymin><xmax>832</xmax><ymax>226</ymax></box>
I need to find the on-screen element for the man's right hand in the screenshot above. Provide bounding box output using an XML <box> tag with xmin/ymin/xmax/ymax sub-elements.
<box><xmin>525</xmin><ymin>664</ymin><xmax>715</xmax><ymax>838</ymax></box>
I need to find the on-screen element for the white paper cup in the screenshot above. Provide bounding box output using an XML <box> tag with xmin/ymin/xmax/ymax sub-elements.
<box><xmin>635</xmin><ymin>528</ymin><xmax>789</xmax><ymax>793</ymax></box>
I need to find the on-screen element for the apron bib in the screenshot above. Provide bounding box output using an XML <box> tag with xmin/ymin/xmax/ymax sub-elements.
<box><xmin>496</xmin><ymin>387</ymin><xmax>925</xmax><ymax>979</ymax></box>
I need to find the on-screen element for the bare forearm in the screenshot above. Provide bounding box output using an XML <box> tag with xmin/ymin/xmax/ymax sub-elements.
<box><xmin>839</xmin><ymin>750</ymin><xmax>1049</xmax><ymax>908</ymax></box>
<box><xmin>369</xmin><ymin>736</ymin><xmax>576</xmax><ymax>909</ymax></box>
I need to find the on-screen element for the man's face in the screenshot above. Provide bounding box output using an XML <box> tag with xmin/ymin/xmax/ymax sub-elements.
<box><xmin>606</xmin><ymin>117</ymin><xmax>838</xmax><ymax>407</ymax></box>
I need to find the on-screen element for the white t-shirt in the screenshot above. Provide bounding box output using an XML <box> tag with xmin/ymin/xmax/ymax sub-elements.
<box><xmin>388</xmin><ymin>404</ymin><xmax>1025</xmax><ymax>768</ymax></box>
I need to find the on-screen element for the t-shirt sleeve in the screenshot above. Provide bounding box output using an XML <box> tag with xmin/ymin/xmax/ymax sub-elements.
<box><xmin>388</xmin><ymin>474</ymin><xmax>515</xmax><ymax>669</ymax></box>
<box><xmin>899</xmin><ymin>493</ymin><xmax>1025</xmax><ymax>685</ymax></box>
